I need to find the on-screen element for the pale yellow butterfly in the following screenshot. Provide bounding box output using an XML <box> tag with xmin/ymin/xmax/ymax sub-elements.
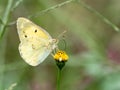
<box><xmin>17</xmin><ymin>17</ymin><xmax>58</xmax><ymax>66</ymax></box>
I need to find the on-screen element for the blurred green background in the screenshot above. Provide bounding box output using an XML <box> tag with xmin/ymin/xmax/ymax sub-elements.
<box><xmin>1</xmin><ymin>0</ymin><xmax>120</xmax><ymax>90</ymax></box>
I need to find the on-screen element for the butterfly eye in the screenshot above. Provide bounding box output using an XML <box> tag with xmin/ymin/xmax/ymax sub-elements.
<box><xmin>34</xmin><ymin>29</ymin><xmax>37</xmax><ymax>33</ymax></box>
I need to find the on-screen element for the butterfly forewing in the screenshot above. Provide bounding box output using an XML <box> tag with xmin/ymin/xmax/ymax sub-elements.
<box><xmin>17</xmin><ymin>17</ymin><xmax>52</xmax><ymax>41</ymax></box>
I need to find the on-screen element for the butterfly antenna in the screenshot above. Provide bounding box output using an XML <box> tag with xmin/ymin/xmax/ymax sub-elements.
<box><xmin>57</xmin><ymin>30</ymin><xmax>67</xmax><ymax>39</ymax></box>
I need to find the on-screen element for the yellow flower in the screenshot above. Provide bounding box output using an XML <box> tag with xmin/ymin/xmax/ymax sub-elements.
<box><xmin>53</xmin><ymin>50</ymin><xmax>69</xmax><ymax>70</ymax></box>
<box><xmin>53</xmin><ymin>50</ymin><xmax>69</xmax><ymax>61</ymax></box>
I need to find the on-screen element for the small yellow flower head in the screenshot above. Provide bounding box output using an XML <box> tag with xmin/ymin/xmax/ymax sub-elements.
<box><xmin>53</xmin><ymin>50</ymin><xmax>69</xmax><ymax>61</ymax></box>
<box><xmin>53</xmin><ymin>50</ymin><xmax>69</xmax><ymax>70</ymax></box>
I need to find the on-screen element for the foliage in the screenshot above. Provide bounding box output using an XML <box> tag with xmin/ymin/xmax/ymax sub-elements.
<box><xmin>0</xmin><ymin>0</ymin><xmax>120</xmax><ymax>90</ymax></box>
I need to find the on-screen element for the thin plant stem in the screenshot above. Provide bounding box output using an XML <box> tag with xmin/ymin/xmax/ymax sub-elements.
<box><xmin>8</xmin><ymin>0</ymin><xmax>120</xmax><ymax>33</ymax></box>
<box><xmin>28</xmin><ymin>0</ymin><xmax>75</xmax><ymax>18</ymax></box>
<box><xmin>57</xmin><ymin>69</ymin><xmax>62</xmax><ymax>90</ymax></box>
<box><xmin>5</xmin><ymin>83</ymin><xmax>17</xmax><ymax>90</ymax></box>
<box><xmin>11</xmin><ymin>0</ymin><xmax>23</xmax><ymax>11</ymax></box>
<box><xmin>77</xmin><ymin>0</ymin><xmax>120</xmax><ymax>32</ymax></box>
<box><xmin>0</xmin><ymin>0</ymin><xmax>13</xmax><ymax>90</ymax></box>
<box><xmin>0</xmin><ymin>0</ymin><xmax>14</xmax><ymax>40</ymax></box>
<box><xmin>8</xmin><ymin>0</ymin><xmax>75</xmax><ymax>26</ymax></box>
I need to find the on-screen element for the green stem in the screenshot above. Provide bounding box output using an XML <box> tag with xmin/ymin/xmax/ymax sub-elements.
<box><xmin>11</xmin><ymin>0</ymin><xmax>23</xmax><ymax>11</ymax></box>
<box><xmin>8</xmin><ymin>0</ymin><xmax>75</xmax><ymax>26</ymax></box>
<box><xmin>57</xmin><ymin>69</ymin><xmax>61</xmax><ymax>90</ymax></box>
<box><xmin>78</xmin><ymin>0</ymin><xmax>120</xmax><ymax>32</ymax></box>
<box><xmin>8</xmin><ymin>0</ymin><xmax>120</xmax><ymax>33</ymax></box>
<box><xmin>0</xmin><ymin>0</ymin><xmax>13</xmax><ymax>89</ymax></box>
<box><xmin>0</xmin><ymin>0</ymin><xmax>13</xmax><ymax>40</ymax></box>
<box><xmin>29</xmin><ymin>0</ymin><xmax>75</xmax><ymax>18</ymax></box>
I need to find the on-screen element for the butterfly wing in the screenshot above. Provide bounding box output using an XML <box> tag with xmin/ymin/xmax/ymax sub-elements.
<box><xmin>17</xmin><ymin>17</ymin><xmax>52</xmax><ymax>66</ymax></box>
<box><xmin>19</xmin><ymin>40</ymin><xmax>51</xmax><ymax>66</ymax></box>
<box><xmin>17</xmin><ymin>17</ymin><xmax>52</xmax><ymax>41</ymax></box>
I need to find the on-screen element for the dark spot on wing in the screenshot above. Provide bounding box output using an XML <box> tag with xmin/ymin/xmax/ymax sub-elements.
<box><xmin>34</xmin><ymin>29</ymin><xmax>37</xmax><ymax>33</ymax></box>
<box><xmin>25</xmin><ymin>35</ymin><xmax>27</xmax><ymax>38</ymax></box>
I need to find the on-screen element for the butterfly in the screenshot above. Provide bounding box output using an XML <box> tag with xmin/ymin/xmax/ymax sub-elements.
<box><xmin>17</xmin><ymin>17</ymin><xmax>58</xmax><ymax>66</ymax></box>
